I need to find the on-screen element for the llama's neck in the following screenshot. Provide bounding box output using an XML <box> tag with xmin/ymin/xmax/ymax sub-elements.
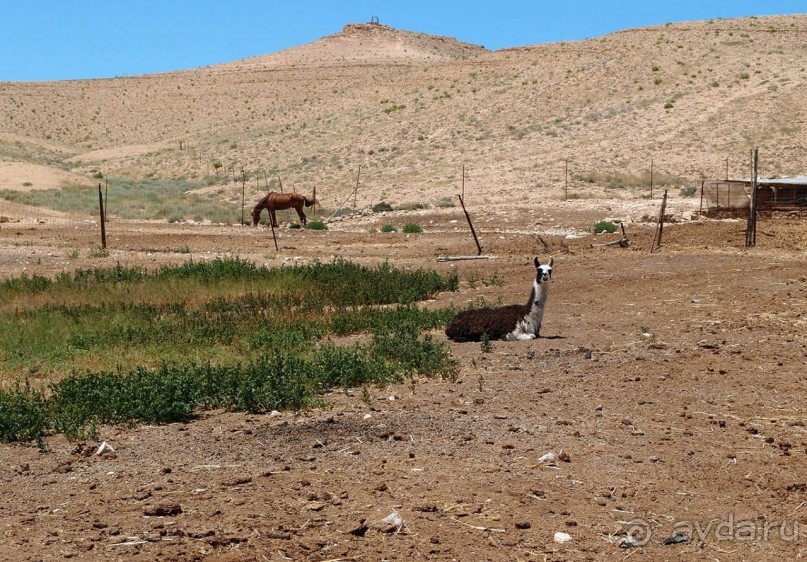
<box><xmin>503</xmin><ymin>279</ymin><xmax>550</xmax><ymax>340</ymax></box>
<box><xmin>525</xmin><ymin>280</ymin><xmax>549</xmax><ymax>311</ymax></box>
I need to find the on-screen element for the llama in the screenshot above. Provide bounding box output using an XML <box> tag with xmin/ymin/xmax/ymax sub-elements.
<box><xmin>445</xmin><ymin>257</ymin><xmax>553</xmax><ymax>342</ymax></box>
<box><xmin>252</xmin><ymin>191</ymin><xmax>317</xmax><ymax>227</ymax></box>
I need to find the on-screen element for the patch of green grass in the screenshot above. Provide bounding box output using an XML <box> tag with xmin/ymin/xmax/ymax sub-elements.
<box><xmin>0</xmin><ymin>258</ymin><xmax>461</xmax><ymax>442</ymax></box>
<box><xmin>87</xmin><ymin>248</ymin><xmax>108</xmax><ymax>258</ymax></box>
<box><xmin>2</xmin><ymin>322</ymin><xmax>458</xmax><ymax>443</ymax></box>
<box><xmin>0</xmin><ymin>257</ymin><xmax>459</xmax><ymax>380</ymax></box>
<box><xmin>381</xmin><ymin>224</ymin><xmax>397</xmax><ymax>233</ymax></box>
<box><xmin>403</xmin><ymin>223</ymin><xmax>423</xmax><ymax>233</ymax></box>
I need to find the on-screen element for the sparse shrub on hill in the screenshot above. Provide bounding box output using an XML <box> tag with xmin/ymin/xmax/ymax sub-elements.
<box><xmin>403</xmin><ymin>223</ymin><xmax>423</xmax><ymax>233</ymax></box>
<box><xmin>397</xmin><ymin>202</ymin><xmax>426</xmax><ymax>211</ymax></box>
<box><xmin>574</xmin><ymin>171</ymin><xmax>685</xmax><ymax>190</ymax></box>
<box><xmin>381</xmin><ymin>224</ymin><xmax>397</xmax><ymax>233</ymax></box>
<box><xmin>372</xmin><ymin>202</ymin><xmax>393</xmax><ymax>213</ymax></box>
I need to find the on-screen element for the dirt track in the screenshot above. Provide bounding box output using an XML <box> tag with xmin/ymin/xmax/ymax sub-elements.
<box><xmin>0</xmin><ymin>209</ymin><xmax>805</xmax><ymax>561</ymax></box>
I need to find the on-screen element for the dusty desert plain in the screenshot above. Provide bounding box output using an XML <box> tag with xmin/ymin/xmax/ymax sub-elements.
<box><xmin>0</xmin><ymin>14</ymin><xmax>805</xmax><ymax>562</ymax></box>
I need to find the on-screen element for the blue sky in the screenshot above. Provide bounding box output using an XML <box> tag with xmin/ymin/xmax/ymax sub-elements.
<box><xmin>2</xmin><ymin>1</ymin><xmax>804</xmax><ymax>81</ymax></box>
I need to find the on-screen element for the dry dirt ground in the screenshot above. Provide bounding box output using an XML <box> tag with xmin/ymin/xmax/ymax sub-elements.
<box><xmin>0</xmin><ymin>205</ymin><xmax>805</xmax><ymax>561</ymax></box>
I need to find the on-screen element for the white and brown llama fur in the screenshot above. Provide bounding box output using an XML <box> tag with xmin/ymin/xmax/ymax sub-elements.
<box><xmin>445</xmin><ymin>257</ymin><xmax>553</xmax><ymax>342</ymax></box>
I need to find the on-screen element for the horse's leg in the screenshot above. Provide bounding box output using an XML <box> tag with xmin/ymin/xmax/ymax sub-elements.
<box><xmin>270</xmin><ymin>209</ymin><xmax>278</xmax><ymax>227</ymax></box>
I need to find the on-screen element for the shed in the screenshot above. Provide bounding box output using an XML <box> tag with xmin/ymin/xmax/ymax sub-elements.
<box><xmin>700</xmin><ymin>176</ymin><xmax>807</xmax><ymax>216</ymax></box>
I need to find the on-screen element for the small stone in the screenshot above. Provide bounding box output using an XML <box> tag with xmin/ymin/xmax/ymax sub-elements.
<box><xmin>619</xmin><ymin>535</ymin><xmax>639</xmax><ymax>548</ymax></box>
<box><xmin>96</xmin><ymin>441</ymin><xmax>116</xmax><ymax>457</ymax></box>
<box><xmin>349</xmin><ymin>520</ymin><xmax>369</xmax><ymax>537</ymax></box>
<box><xmin>379</xmin><ymin>511</ymin><xmax>403</xmax><ymax>533</ymax></box>
<box><xmin>538</xmin><ymin>452</ymin><xmax>556</xmax><ymax>464</ymax></box>
<box><xmin>554</xmin><ymin>531</ymin><xmax>572</xmax><ymax>543</ymax></box>
<box><xmin>266</xmin><ymin>530</ymin><xmax>292</xmax><ymax>540</ymax></box>
<box><xmin>143</xmin><ymin>503</ymin><xmax>182</xmax><ymax>517</ymax></box>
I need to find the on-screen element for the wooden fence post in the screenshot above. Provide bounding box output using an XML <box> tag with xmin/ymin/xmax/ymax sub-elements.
<box><xmin>97</xmin><ymin>183</ymin><xmax>106</xmax><ymax>250</ymax></box>
<box><xmin>564</xmin><ymin>159</ymin><xmax>569</xmax><ymax>201</ymax></box>
<box><xmin>461</xmin><ymin>164</ymin><xmax>465</xmax><ymax>200</ymax></box>
<box><xmin>745</xmin><ymin>148</ymin><xmax>759</xmax><ymax>247</ymax></box>
<box><xmin>457</xmin><ymin>194</ymin><xmax>482</xmax><ymax>256</ymax></box>
<box><xmin>650</xmin><ymin>189</ymin><xmax>668</xmax><ymax>253</ymax></box>
<box><xmin>240</xmin><ymin>168</ymin><xmax>246</xmax><ymax>225</ymax></box>
<box><xmin>353</xmin><ymin>166</ymin><xmax>361</xmax><ymax>213</ymax></box>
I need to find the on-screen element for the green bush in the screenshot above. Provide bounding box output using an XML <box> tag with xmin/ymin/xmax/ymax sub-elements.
<box><xmin>0</xmin><ymin>385</ymin><xmax>48</xmax><ymax>443</ymax></box>
<box><xmin>305</xmin><ymin>220</ymin><xmax>328</xmax><ymax>230</ymax></box>
<box><xmin>403</xmin><ymin>223</ymin><xmax>423</xmax><ymax>233</ymax></box>
<box><xmin>679</xmin><ymin>186</ymin><xmax>697</xmax><ymax>197</ymax></box>
<box><xmin>594</xmin><ymin>220</ymin><xmax>618</xmax><ymax>234</ymax></box>
<box><xmin>381</xmin><ymin>224</ymin><xmax>397</xmax><ymax>233</ymax></box>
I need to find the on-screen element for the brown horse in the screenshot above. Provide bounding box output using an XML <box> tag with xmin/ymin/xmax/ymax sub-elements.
<box><xmin>252</xmin><ymin>192</ymin><xmax>317</xmax><ymax>227</ymax></box>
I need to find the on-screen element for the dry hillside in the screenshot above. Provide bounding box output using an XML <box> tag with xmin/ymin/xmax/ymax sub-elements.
<box><xmin>0</xmin><ymin>15</ymin><xmax>805</xmax><ymax>208</ymax></box>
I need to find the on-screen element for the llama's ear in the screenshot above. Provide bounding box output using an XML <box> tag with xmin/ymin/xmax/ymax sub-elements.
<box><xmin>534</xmin><ymin>257</ymin><xmax>541</xmax><ymax>268</ymax></box>
<box><xmin>548</xmin><ymin>257</ymin><xmax>554</xmax><ymax>268</ymax></box>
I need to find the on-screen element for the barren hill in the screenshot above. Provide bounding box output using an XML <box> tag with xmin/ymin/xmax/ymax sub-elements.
<box><xmin>0</xmin><ymin>16</ymin><xmax>805</xmax><ymax>208</ymax></box>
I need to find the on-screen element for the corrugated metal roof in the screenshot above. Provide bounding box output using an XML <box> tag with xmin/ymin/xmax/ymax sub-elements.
<box><xmin>738</xmin><ymin>176</ymin><xmax>807</xmax><ymax>185</ymax></box>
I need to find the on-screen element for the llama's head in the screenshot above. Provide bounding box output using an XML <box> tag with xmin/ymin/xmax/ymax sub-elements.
<box><xmin>534</xmin><ymin>257</ymin><xmax>554</xmax><ymax>285</ymax></box>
